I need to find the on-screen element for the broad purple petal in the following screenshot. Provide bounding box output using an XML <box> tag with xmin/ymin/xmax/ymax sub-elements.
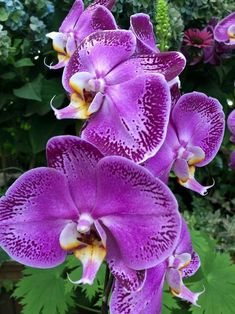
<box><xmin>143</xmin><ymin>124</ymin><xmax>178</xmax><ymax>182</ymax></box>
<box><xmin>106</xmin><ymin>234</ymin><xmax>146</xmax><ymax>292</ymax></box>
<box><xmin>47</xmin><ymin>136</ymin><xmax>103</xmax><ymax>213</ymax></box>
<box><xmin>172</xmin><ymin>92</ymin><xmax>225</xmax><ymax>166</ymax></box>
<box><xmin>82</xmin><ymin>74</ymin><xmax>171</xmax><ymax>163</ymax></box>
<box><xmin>130</xmin><ymin>13</ymin><xmax>158</xmax><ymax>54</ymax></box>
<box><xmin>94</xmin><ymin>156</ymin><xmax>181</xmax><ymax>269</ymax></box>
<box><xmin>0</xmin><ymin>168</ymin><xmax>77</xmax><ymax>267</ymax></box>
<box><xmin>62</xmin><ymin>30</ymin><xmax>136</xmax><ymax>92</ymax></box>
<box><xmin>74</xmin><ymin>6</ymin><xmax>117</xmax><ymax>42</ymax></box>
<box><xmin>59</xmin><ymin>0</ymin><xmax>84</xmax><ymax>33</ymax></box>
<box><xmin>214</xmin><ymin>12</ymin><xmax>235</xmax><ymax>44</ymax></box>
<box><xmin>110</xmin><ymin>263</ymin><xmax>166</xmax><ymax>314</ymax></box>
<box><xmin>175</xmin><ymin>219</ymin><xmax>193</xmax><ymax>255</ymax></box>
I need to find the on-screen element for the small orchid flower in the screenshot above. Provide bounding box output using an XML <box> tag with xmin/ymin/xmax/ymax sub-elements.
<box><xmin>0</xmin><ymin>136</ymin><xmax>181</xmax><ymax>289</ymax></box>
<box><xmin>227</xmin><ymin>110</ymin><xmax>235</xmax><ymax>169</ymax></box>
<box><xmin>110</xmin><ymin>219</ymin><xmax>203</xmax><ymax>314</ymax></box>
<box><xmin>53</xmin><ymin>30</ymin><xmax>185</xmax><ymax>163</ymax></box>
<box><xmin>46</xmin><ymin>0</ymin><xmax>117</xmax><ymax>69</ymax></box>
<box><xmin>214</xmin><ymin>12</ymin><xmax>235</xmax><ymax>46</ymax></box>
<box><xmin>144</xmin><ymin>92</ymin><xmax>225</xmax><ymax>195</ymax></box>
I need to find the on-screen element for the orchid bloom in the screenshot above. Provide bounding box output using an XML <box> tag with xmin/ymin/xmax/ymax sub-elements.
<box><xmin>227</xmin><ymin>110</ymin><xmax>235</xmax><ymax>169</ymax></box>
<box><xmin>46</xmin><ymin>0</ymin><xmax>117</xmax><ymax>69</ymax></box>
<box><xmin>53</xmin><ymin>30</ymin><xmax>185</xmax><ymax>163</ymax></box>
<box><xmin>144</xmin><ymin>92</ymin><xmax>225</xmax><ymax>195</ymax></box>
<box><xmin>0</xmin><ymin>136</ymin><xmax>181</xmax><ymax>289</ymax></box>
<box><xmin>110</xmin><ymin>219</ymin><xmax>203</xmax><ymax>314</ymax></box>
<box><xmin>214</xmin><ymin>12</ymin><xmax>235</xmax><ymax>46</ymax></box>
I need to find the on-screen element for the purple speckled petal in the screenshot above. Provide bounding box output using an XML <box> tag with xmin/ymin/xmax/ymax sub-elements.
<box><xmin>106</xmin><ymin>234</ymin><xmax>146</xmax><ymax>292</ymax></box>
<box><xmin>110</xmin><ymin>263</ymin><xmax>166</xmax><ymax>314</ymax></box>
<box><xmin>0</xmin><ymin>168</ymin><xmax>78</xmax><ymax>267</ymax></box>
<box><xmin>62</xmin><ymin>30</ymin><xmax>136</xmax><ymax>92</ymax></box>
<box><xmin>182</xmin><ymin>251</ymin><xmax>201</xmax><ymax>278</ymax></box>
<box><xmin>89</xmin><ymin>0</ymin><xmax>116</xmax><ymax>10</ymax></box>
<box><xmin>59</xmin><ymin>0</ymin><xmax>84</xmax><ymax>33</ymax></box>
<box><xmin>74</xmin><ymin>6</ymin><xmax>117</xmax><ymax>42</ymax></box>
<box><xmin>172</xmin><ymin>92</ymin><xmax>225</xmax><ymax>166</ymax></box>
<box><xmin>130</xmin><ymin>13</ymin><xmax>159</xmax><ymax>54</ymax></box>
<box><xmin>47</xmin><ymin>136</ymin><xmax>103</xmax><ymax>213</ymax></box>
<box><xmin>214</xmin><ymin>12</ymin><xmax>235</xmax><ymax>44</ymax></box>
<box><xmin>82</xmin><ymin>74</ymin><xmax>171</xmax><ymax>163</ymax></box>
<box><xmin>229</xmin><ymin>151</ymin><xmax>235</xmax><ymax>169</ymax></box>
<box><xmin>227</xmin><ymin>110</ymin><xmax>235</xmax><ymax>139</ymax></box>
<box><xmin>143</xmin><ymin>124</ymin><xmax>178</xmax><ymax>183</ymax></box>
<box><xmin>95</xmin><ymin>156</ymin><xmax>181</xmax><ymax>269</ymax></box>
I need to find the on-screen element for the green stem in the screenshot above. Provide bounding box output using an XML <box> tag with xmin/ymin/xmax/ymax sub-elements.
<box><xmin>101</xmin><ymin>266</ymin><xmax>114</xmax><ymax>314</ymax></box>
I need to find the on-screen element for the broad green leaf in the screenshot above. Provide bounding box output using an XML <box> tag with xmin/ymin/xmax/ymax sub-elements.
<box><xmin>13</xmin><ymin>75</ymin><xmax>43</xmax><ymax>101</ymax></box>
<box><xmin>13</xmin><ymin>265</ymin><xmax>75</xmax><ymax>314</ymax></box>
<box><xmin>162</xmin><ymin>287</ymin><xmax>182</xmax><ymax>314</ymax></box>
<box><xmin>14</xmin><ymin>58</ymin><xmax>34</xmax><ymax>68</ymax></box>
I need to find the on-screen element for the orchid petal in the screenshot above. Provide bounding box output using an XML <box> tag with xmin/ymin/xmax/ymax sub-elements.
<box><xmin>59</xmin><ymin>0</ymin><xmax>84</xmax><ymax>33</ymax></box>
<box><xmin>178</xmin><ymin>166</ymin><xmax>214</xmax><ymax>196</ymax></box>
<box><xmin>214</xmin><ymin>12</ymin><xmax>235</xmax><ymax>44</ymax></box>
<box><xmin>47</xmin><ymin>136</ymin><xmax>103</xmax><ymax>212</ymax></box>
<box><xmin>110</xmin><ymin>263</ymin><xmax>166</xmax><ymax>314</ymax></box>
<box><xmin>71</xmin><ymin>244</ymin><xmax>106</xmax><ymax>285</ymax></box>
<box><xmin>166</xmin><ymin>268</ymin><xmax>182</xmax><ymax>294</ymax></box>
<box><xmin>95</xmin><ymin>156</ymin><xmax>181</xmax><ymax>269</ymax></box>
<box><xmin>130</xmin><ymin>13</ymin><xmax>158</xmax><ymax>54</ymax></box>
<box><xmin>144</xmin><ymin>124</ymin><xmax>178</xmax><ymax>183</ymax></box>
<box><xmin>0</xmin><ymin>168</ymin><xmax>78</xmax><ymax>268</ymax></box>
<box><xmin>173</xmin><ymin>158</ymin><xmax>190</xmax><ymax>182</ymax></box>
<box><xmin>172</xmin><ymin>92</ymin><xmax>225</xmax><ymax>166</ymax></box>
<box><xmin>182</xmin><ymin>251</ymin><xmax>201</xmax><ymax>278</ymax></box>
<box><xmin>170</xmin><ymin>81</ymin><xmax>181</xmax><ymax>107</ymax></box>
<box><xmin>89</xmin><ymin>0</ymin><xmax>116</xmax><ymax>10</ymax></box>
<box><xmin>46</xmin><ymin>32</ymin><xmax>67</xmax><ymax>54</ymax></box>
<box><xmin>175</xmin><ymin>219</ymin><xmax>193</xmax><ymax>255</ymax></box>
<box><xmin>227</xmin><ymin>110</ymin><xmax>235</xmax><ymax>140</ymax></box>
<box><xmin>82</xmin><ymin>74</ymin><xmax>171</xmax><ymax>163</ymax></box>
<box><xmin>171</xmin><ymin>283</ymin><xmax>204</xmax><ymax>306</ymax></box>
<box><xmin>74</xmin><ymin>5</ymin><xmax>117</xmax><ymax>42</ymax></box>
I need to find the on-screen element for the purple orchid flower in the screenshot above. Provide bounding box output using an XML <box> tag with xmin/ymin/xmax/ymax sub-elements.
<box><xmin>110</xmin><ymin>219</ymin><xmax>203</xmax><ymax>314</ymax></box>
<box><xmin>0</xmin><ymin>136</ymin><xmax>181</xmax><ymax>290</ymax></box>
<box><xmin>53</xmin><ymin>30</ymin><xmax>185</xmax><ymax>163</ymax></box>
<box><xmin>144</xmin><ymin>92</ymin><xmax>225</xmax><ymax>195</ymax></box>
<box><xmin>46</xmin><ymin>0</ymin><xmax>117</xmax><ymax>69</ymax></box>
<box><xmin>214</xmin><ymin>12</ymin><xmax>235</xmax><ymax>46</ymax></box>
<box><xmin>227</xmin><ymin>110</ymin><xmax>235</xmax><ymax>169</ymax></box>
<box><xmin>130</xmin><ymin>13</ymin><xmax>159</xmax><ymax>54</ymax></box>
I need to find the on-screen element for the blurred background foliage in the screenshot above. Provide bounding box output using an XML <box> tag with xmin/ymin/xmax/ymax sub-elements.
<box><xmin>0</xmin><ymin>0</ymin><xmax>235</xmax><ymax>313</ymax></box>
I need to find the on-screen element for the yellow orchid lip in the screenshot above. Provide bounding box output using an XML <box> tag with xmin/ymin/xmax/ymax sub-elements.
<box><xmin>188</xmin><ymin>155</ymin><xmax>205</xmax><ymax>166</ymax></box>
<box><xmin>228</xmin><ymin>30</ymin><xmax>235</xmax><ymax>39</ymax></box>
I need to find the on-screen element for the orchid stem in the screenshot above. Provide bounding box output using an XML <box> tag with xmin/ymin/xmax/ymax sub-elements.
<box><xmin>101</xmin><ymin>266</ymin><xmax>114</xmax><ymax>314</ymax></box>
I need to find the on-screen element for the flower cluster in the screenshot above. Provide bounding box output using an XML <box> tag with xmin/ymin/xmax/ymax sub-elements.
<box><xmin>0</xmin><ymin>0</ymin><xmax>226</xmax><ymax>313</ymax></box>
<box><xmin>182</xmin><ymin>12</ymin><xmax>235</xmax><ymax>65</ymax></box>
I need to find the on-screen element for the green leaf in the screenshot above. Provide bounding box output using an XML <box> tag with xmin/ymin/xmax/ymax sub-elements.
<box><xmin>0</xmin><ymin>248</ymin><xmax>9</xmax><ymax>264</ymax></box>
<box><xmin>13</xmin><ymin>75</ymin><xmax>43</xmax><ymax>101</ymax></box>
<box><xmin>14</xmin><ymin>58</ymin><xmax>34</xmax><ymax>68</ymax></box>
<box><xmin>13</xmin><ymin>265</ymin><xmax>75</xmax><ymax>314</ymax></box>
<box><xmin>162</xmin><ymin>286</ymin><xmax>182</xmax><ymax>314</ymax></box>
<box><xmin>185</xmin><ymin>229</ymin><xmax>235</xmax><ymax>314</ymax></box>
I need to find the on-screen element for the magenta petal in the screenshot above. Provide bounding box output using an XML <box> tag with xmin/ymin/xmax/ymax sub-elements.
<box><xmin>182</xmin><ymin>251</ymin><xmax>201</xmax><ymax>278</ymax></box>
<box><xmin>59</xmin><ymin>0</ymin><xmax>84</xmax><ymax>33</ymax></box>
<box><xmin>166</xmin><ymin>268</ymin><xmax>182</xmax><ymax>292</ymax></box>
<box><xmin>135</xmin><ymin>52</ymin><xmax>186</xmax><ymax>81</ymax></box>
<box><xmin>74</xmin><ymin>6</ymin><xmax>117</xmax><ymax>42</ymax></box>
<box><xmin>172</xmin><ymin>92</ymin><xmax>225</xmax><ymax>166</ymax></box>
<box><xmin>89</xmin><ymin>0</ymin><xmax>116</xmax><ymax>10</ymax></box>
<box><xmin>110</xmin><ymin>263</ymin><xmax>166</xmax><ymax>314</ymax></box>
<box><xmin>47</xmin><ymin>136</ymin><xmax>103</xmax><ymax>213</ymax></box>
<box><xmin>107</xmin><ymin>235</ymin><xmax>146</xmax><ymax>292</ymax></box>
<box><xmin>82</xmin><ymin>74</ymin><xmax>171</xmax><ymax>163</ymax></box>
<box><xmin>130</xmin><ymin>13</ymin><xmax>158</xmax><ymax>54</ymax></box>
<box><xmin>173</xmin><ymin>158</ymin><xmax>190</xmax><ymax>181</ymax></box>
<box><xmin>214</xmin><ymin>12</ymin><xmax>235</xmax><ymax>44</ymax></box>
<box><xmin>0</xmin><ymin>168</ymin><xmax>78</xmax><ymax>267</ymax></box>
<box><xmin>228</xmin><ymin>110</ymin><xmax>235</xmax><ymax>140</ymax></box>
<box><xmin>95</xmin><ymin>156</ymin><xmax>181</xmax><ymax>269</ymax></box>
<box><xmin>175</xmin><ymin>219</ymin><xmax>193</xmax><ymax>255</ymax></box>
<box><xmin>144</xmin><ymin>124</ymin><xmax>178</xmax><ymax>182</ymax></box>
